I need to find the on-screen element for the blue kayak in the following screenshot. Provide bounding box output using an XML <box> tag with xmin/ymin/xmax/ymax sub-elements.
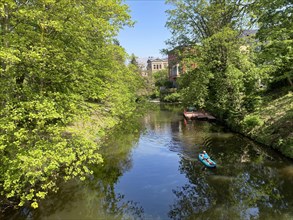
<box><xmin>198</xmin><ymin>153</ymin><xmax>216</xmax><ymax>168</ymax></box>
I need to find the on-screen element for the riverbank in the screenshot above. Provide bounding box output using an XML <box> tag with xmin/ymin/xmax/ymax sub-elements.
<box><xmin>227</xmin><ymin>89</ymin><xmax>293</xmax><ymax>159</ymax></box>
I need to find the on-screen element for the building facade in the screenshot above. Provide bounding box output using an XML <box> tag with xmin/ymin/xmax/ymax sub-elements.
<box><xmin>146</xmin><ymin>57</ymin><xmax>168</xmax><ymax>74</ymax></box>
<box><xmin>168</xmin><ymin>53</ymin><xmax>180</xmax><ymax>86</ymax></box>
<box><xmin>168</xmin><ymin>47</ymin><xmax>197</xmax><ymax>87</ymax></box>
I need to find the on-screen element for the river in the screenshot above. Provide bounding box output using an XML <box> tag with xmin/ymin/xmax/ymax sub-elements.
<box><xmin>5</xmin><ymin>103</ymin><xmax>293</xmax><ymax>220</ymax></box>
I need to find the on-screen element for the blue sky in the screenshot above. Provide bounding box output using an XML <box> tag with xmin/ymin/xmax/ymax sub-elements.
<box><xmin>118</xmin><ymin>0</ymin><xmax>172</xmax><ymax>59</ymax></box>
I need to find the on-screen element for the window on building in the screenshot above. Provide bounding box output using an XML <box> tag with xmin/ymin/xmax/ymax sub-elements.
<box><xmin>160</xmin><ymin>64</ymin><xmax>162</xmax><ymax>69</ymax></box>
<box><xmin>154</xmin><ymin>65</ymin><xmax>156</xmax><ymax>69</ymax></box>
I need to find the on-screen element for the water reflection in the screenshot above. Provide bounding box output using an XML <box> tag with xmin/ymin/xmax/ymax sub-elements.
<box><xmin>168</xmin><ymin>119</ymin><xmax>293</xmax><ymax>220</ymax></box>
<box><xmin>169</xmin><ymin>164</ymin><xmax>292</xmax><ymax>219</ymax></box>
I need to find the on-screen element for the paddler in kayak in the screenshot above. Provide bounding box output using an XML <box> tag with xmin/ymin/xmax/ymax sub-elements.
<box><xmin>202</xmin><ymin>151</ymin><xmax>213</xmax><ymax>165</ymax></box>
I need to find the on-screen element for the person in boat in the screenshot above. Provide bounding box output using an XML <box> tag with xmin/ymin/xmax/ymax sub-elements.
<box><xmin>202</xmin><ymin>150</ymin><xmax>209</xmax><ymax>159</ymax></box>
<box><xmin>202</xmin><ymin>151</ymin><xmax>213</xmax><ymax>165</ymax></box>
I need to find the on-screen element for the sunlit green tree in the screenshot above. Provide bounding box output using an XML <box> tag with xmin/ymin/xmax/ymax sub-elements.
<box><xmin>0</xmin><ymin>0</ymin><xmax>143</xmax><ymax>209</ymax></box>
<box><xmin>166</xmin><ymin>0</ymin><xmax>262</xmax><ymax>119</ymax></box>
<box><xmin>249</xmin><ymin>0</ymin><xmax>293</xmax><ymax>88</ymax></box>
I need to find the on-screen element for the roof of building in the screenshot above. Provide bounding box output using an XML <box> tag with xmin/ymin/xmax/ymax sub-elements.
<box><xmin>147</xmin><ymin>57</ymin><xmax>168</xmax><ymax>62</ymax></box>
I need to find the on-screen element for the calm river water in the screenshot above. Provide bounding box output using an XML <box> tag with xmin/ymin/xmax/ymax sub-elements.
<box><xmin>5</xmin><ymin>104</ymin><xmax>293</xmax><ymax>220</ymax></box>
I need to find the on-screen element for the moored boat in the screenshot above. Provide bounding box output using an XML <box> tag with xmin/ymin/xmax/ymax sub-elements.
<box><xmin>198</xmin><ymin>153</ymin><xmax>216</xmax><ymax>168</ymax></box>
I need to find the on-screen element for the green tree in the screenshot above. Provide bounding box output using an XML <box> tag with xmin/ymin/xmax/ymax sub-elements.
<box><xmin>165</xmin><ymin>0</ymin><xmax>249</xmax><ymax>46</ymax></box>
<box><xmin>0</xmin><ymin>0</ymin><xmax>141</xmax><ymax>209</ymax></box>
<box><xmin>153</xmin><ymin>69</ymin><xmax>169</xmax><ymax>87</ymax></box>
<box><xmin>166</xmin><ymin>0</ymin><xmax>263</xmax><ymax>119</ymax></box>
<box><xmin>249</xmin><ymin>0</ymin><xmax>293</xmax><ymax>88</ymax></box>
<box><xmin>130</xmin><ymin>53</ymin><xmax>139</xmax><ymax>67</ymax></box>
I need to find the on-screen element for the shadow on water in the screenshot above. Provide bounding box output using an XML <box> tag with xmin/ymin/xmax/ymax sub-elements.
<box><xmin>3</xmin><ymin>103</ymin><xmax>293</xmax><ymax>220</ymax></box>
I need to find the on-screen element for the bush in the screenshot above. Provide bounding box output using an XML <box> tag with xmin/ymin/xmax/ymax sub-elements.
<box><xmin>164</xmin><ymin>80</ymin><xmax>174</xmax><ymax>88</ymax></box>
<box><xmin>150</xmin><ymin>89</ymin><xmax>160</xmax><ymax>99</ymax></box>
<box><xmin>243</xmin><ymin>95</ymin><xmax>263</xmax><ymax>112</ymax></box>
<box><xmin>162</xmin><ymin>92</ymin><xmax>182</xmax><ymax>102</ymax></box>
<box><xmin>242</xmin><ymin>115</ymin><xmax>264</xmax><ymax>131</ymax></box>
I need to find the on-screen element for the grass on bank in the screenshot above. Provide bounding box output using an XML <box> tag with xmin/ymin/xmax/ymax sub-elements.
<box><xmin>241</xmin><ymin>89</ymin><xmax>293</xmax><ymax>158</ymax></box>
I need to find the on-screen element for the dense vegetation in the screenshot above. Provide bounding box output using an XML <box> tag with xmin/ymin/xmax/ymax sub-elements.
<box><xmin>150</xmin><ymin>69</ymin><xmax>182</xmax><ymax>102</ymax></box>
<box><xmin>0</xmin><ymin>0</ymin><xmax>145</xmax><ymax>210</ymax></box>
<box><xmin>165</xmin><ymin>0</ymin><xmax>292</xmax><ymax>157</ymax></box>
<box><xmin>0</xmin><ymin>0</ymin><xmax>292</xmax><ymax>212</ymax></box>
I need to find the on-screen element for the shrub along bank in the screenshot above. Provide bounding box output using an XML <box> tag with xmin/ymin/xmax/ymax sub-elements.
<box><xmin>228</xmin><ymin>90</ymin><xmax>293</xmax><ymax>158</ymax></box>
